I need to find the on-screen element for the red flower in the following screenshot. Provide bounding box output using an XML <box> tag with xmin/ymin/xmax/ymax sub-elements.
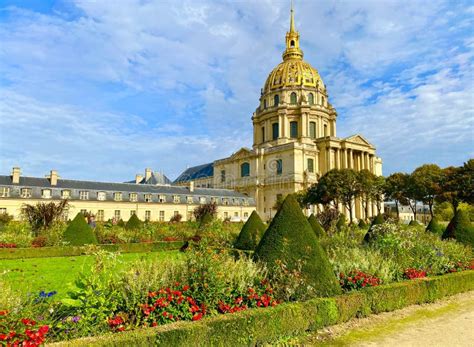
<box><xmin>192</xmin><ymin>313</ymin><xmax>203</xmax><ymax>321</ymax></box>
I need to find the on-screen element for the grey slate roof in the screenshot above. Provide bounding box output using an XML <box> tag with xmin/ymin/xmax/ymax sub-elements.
<box><xmin>174</xmin><ymin>163</ymin><xmax>214</xmax><ymax>183</ymax></box>
<box><xmin>0</xmin><ymin>175</ymin><xmax>254</xmax><ymax>205</ymax></box>
<box><xmin>125</xmin><ymin>172</ymin><xmax>172</xmax><ymax>185</ymax></box>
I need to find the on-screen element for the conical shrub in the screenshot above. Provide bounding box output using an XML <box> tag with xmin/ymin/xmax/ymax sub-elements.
<box><xmin>358</xmin><ymin>219</ymin><xmax>367</xmax><ymax>229</ymax></box>
<box><xmin>409</xmin><ymin>220</ymin><xmax>419</xmax><ymax>226</ymax></box>
<box><xmin>234</xmin><ymin>211</ymin><xmax>266</xmax><ymax>250</ymax></box>
<box><xmin>63</xmin><ymin>213</ymin><xmax>97</xmax><ymax>246</ymax></box>
<box><xmin>254</xmin><ymin>195</ymin><xmax>341</xmax><ymax>297</ymax></box>
<box><xmin>199</xmin><ymin>212</ymin><xmax>213</xmax><ymax>229</ymax></box>
<box><xmin>336</xmin><ymin>214</ymin><xmax>346</xmax><ymax>231</ymax></box>
<box><xmin>363</xmin><ymin>213</ymin><xmax>384</xmax><ymax>243</ymax></box>
<box><xmin>426</xmin><ymin>216</ymin><xmax>443</xmax><ymax>236</ymax></box>
<box><xmin>126</xmin><ymin>213</ymin><xmax>143</xmax><ymax>230</ymax></box>
<box><xmin>308</xmin><ymin>214</ymin><xmax>325</xmax><ymax>238</ymax></box>
<box><xmin>442</xmin><ymin>210</ymin><xmax>474</xmax><ymax>247</ymax></box>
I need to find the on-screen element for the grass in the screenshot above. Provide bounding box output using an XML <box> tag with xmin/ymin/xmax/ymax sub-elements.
<box><xmin>0</xmin><ymin>250</ymin><xmax>182</xmax><ymax>298</ymax></box>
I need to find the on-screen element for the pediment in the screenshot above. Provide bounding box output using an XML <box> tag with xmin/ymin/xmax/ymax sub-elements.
<box><xmin>344</xmin><ymin>134</ymin><xmax>374</xmax><ymax>148</ymax></box>
<box><xmin>230</xmin><ymin>147</ymin><xmax>254</xmax><ymax>160</ymax></box>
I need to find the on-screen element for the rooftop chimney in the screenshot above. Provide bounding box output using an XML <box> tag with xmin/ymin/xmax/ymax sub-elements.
<box><xmin>135</xmin><ymin>174</ymin><xmax>143</xmax><ymax>184</ymax></box>
<box><xmin>12</xmin><ymin>167</ymin><xmax>20</xmax><ymax>184</ymax></box>
<box><xmin>145</xmin><ymin>168</ymin><xmax>152</xmax><ymax>181</ymax></box>
<box><xmin>189</xmin><ymin>181</ymin><xmax>194</xmax><ymax>192</ymax></box>
<box><xmin>49</xmin><ymin>170</ymin><xmax>58</xmax><ymax>186</ymax></box>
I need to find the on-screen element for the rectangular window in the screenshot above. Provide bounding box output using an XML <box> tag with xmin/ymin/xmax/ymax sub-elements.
<box><xmin>41</xmin><ymin>189</ymin><xmax>51</xmax><ymax>199</ymax></box>
<box><xmin>187</xmin><ymin>196</ymin><xmax>193</xmax><ymax>204</ymax></box>
<box><xmin>114</xmin><ymin>192</ymin><xmax>122</xmax><ymax>201</ymax></box>
<box><xmin>97</xmin><ymin>210</ymin><xmax>104</xmax><ymax>222</ymax></box>
<box><xmin>0</xmin><ymin>208</ymin><xmax>6</xmax><ymax>214</ymax></box>
<box><xmin>61</xmin><ymin>190</ymin><xmax>70</xmax><ymax>199</ymax></box>
<box><xmin>242</xmin><ymin>199</ymin><xmax>248</xmax><ymax>206</ymax></box>
<box><xmin>144</xmin><ymin>194</ymin><xmax>152</xmax><ymax>202</ymax></box>
<box><xmin>309</xmin><ymin>121</ymin><xmax>316</xmax><ymax>139</ymax></box>
<box><xmin>21</xmin><ymin>188</ymin><xmax>32</xmax><ymax>198</ymax></box>
<box><xmin>199</xmin><ymin>197</ymin><xmax>206</xmax><ymax>204</ymax></box>
<box><xmin>159</xmin><ymin>211</ymin><xmax>165</xmax><ymax>222</ymax></box>
<box><xmin>244</xmin><ymin>212</ymin><xmax>249</xmax><ymax>218</ymax></box>
<box><xmin>79</xmin><ymin>191</ymin><xmax>89</xmax><ymax>200</ymax></box>
<box><xmin>272</xmin><ymin>123</ymin><xmax>279</xmax><ymax>140</ymax></box>
<box><xmin>114</xmin><ymin>210</ymin><xmax>121</xmax><ymax>220</ymax></box>
<box><xmin>174</xmin><ymin>211</ymin><xmax>179</xmax><ymax>216</ymax></box>
<box><xmin>221</xmin><ymin>170</ymin><xmax>226</xmax><ymax>183</ymax></box>
<box><xmin>130</xmin><ymin>193</ymin><xmax>138</xmax><ymax>202</ymax></box>
<box><xmin>80</xmin><ymin>209</ymin><xmax>87</xmax><ymax>215</ymax></box>
<box><xmin>224</xmin><ymin>212</ymin><xmax>228</xmax><ymax>218</ymax></box>
<box><xmin>159</xmin><ymin>195</ymin><xmax>166</xmax><ymax>203</ymax></box>
<box><xmin>261</xmin><ymin>126</ymin><xmax>265</xmax><ymax>142</ymax></box>
<box><xmin>187</xmin><ymin>211</ymin><xmax>193</xmax><ymax>221</ymax></box>
<box><xmin>0</xmin><ymin>187</ymin><xmax>10</xmax><ymax>198</ymax></box>
<box><xmin>240</xmin><ymin>163</ymin><xmax>250</xmax><ymax>177</ymax></box>
<box><xmin>145</xmin><ymin>210</ymin><xmax>151</xmax><ymax>221</ymax></box>
<box><xmin>234</xmin><ymin>212</ymin><xmax>239</xmax><ymax>217</ymax></box>
<box><xmin>308</xmin><ymin>158</ymin><xmax>314</xmax><ymax>173</ymax></box>
<box><xmin>222</xmin><ymin>198</ymin><xmax>229</xmax><ymax>205</ymax></box>
<box><xmin>276</xmin><ymin>159</ymin><xmax>283</xmax><ymax>175</ymax></box>
<box><xmin>130</xmin><ymin>210</ymin><xmax>136</xmax><ymax>216</ymax></box>
<box><xmin>97</xmin><ymin>191</ymin><xmax>106</xmax><ymax>201</ymax></box>
<box><xmin>211</xmin><ymin>197</ymin><xmax>216</xmax><ymax>203</ymax></box>
<box><xmin>173</xmin><ymin>195</ymin><xmax>180</xmax><ymax>203</ymax></box>
<box><xmin>290</xmin><ymin>121</ymin><xmax>298</xmax><ymax>138</ymax></box>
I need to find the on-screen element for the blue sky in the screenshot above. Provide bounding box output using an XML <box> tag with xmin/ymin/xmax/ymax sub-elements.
<box><xmin>0</xmin><ymin>0</ymin><xmax>473</xmax><ymax>182</ymax></box>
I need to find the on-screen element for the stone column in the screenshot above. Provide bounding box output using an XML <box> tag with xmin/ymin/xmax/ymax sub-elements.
<box><xmin>335</xmin><ymin>149</ymin><xmax>340</xmax><ymax>169</ymax></box>
<box><xmin>349</xmin><ymin>149</ymin><xmax>354</xmax><ymax>168</ymax></box>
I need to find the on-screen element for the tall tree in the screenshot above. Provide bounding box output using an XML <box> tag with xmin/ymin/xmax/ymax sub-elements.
<box><xmin>372</xmin><ymin>175</ymin><xmax>386</xmax><ymax>214</ymax></box>
<box><xmin>305</xmin><ymin>169</ymin><xmax>342</xmax><ymax>208</ymax></box>
<box><xmin>357</xmin><ymin>169</ymin><xmax>376</xmax><ymax>220</ymax></box>
<box><xmin>384</xmin><ymin>173</ymin><xmax>409</xmax><ymax>221</ymax></box>
<box><xmin>437</xmin><ymin>159</ymin><xmax>474</xmax><ymax>212</ymax></box>
<box><xmin>336</xmin><ymin>169</ymin><xmax>362</xmax><ymax>224</ymax></box>
<box><xmin>411</xmin><ymin>164</ymin><xmax>443</xmax><ymax>217</ymax></box>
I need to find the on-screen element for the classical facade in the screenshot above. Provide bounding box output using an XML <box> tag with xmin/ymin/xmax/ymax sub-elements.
<box><xmin>0</xmin><ymin>168</ymin><xmax>255</xmax><ymax>222</ymax></box>
<box><xmin>175</xmin><ymin>7</ymin><xmax>382</xmax><ymax>220</ymax></box>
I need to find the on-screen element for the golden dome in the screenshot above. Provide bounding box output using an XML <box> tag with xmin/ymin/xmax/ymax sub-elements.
<box><xmin>262</xmin><ymin>4</ymin><xmax>325</xmax><ymax>94</ymax></box>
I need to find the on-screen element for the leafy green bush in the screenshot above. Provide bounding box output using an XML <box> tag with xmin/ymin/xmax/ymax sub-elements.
<box><xmin>0</xmin><ymin>221</ymin><xmax>33</xmax><ymax>247</ymax></box>
<box><xmin>307</xmin><ymin>214</ymin><xmax>325</xmax><ymax>238</ymax></box>
<box><xmin>63</xmin><ymin>213</ymin><xmax>98</xmax><ymax>246</ymax></box>
<box><xmin>426</xmin><ymin>216</ymin><xmax>443</xmax><ymax>236</ymax></box>
<box><xmin>409</xmin><ymin>220</ymin><xmax>419</xmax><ymax>226</ymax></box>
<box><xmin>36</xmin><ymin>221</ymin><xmax>67</xmax><ymax>246</ymax></box>
<box><xmin>234</xmin><ymin>211</ymin><xmax>266</xmax><ymax>250</ymax></box>
<box><xmin>363</xmin><ymin>213</ymin><xmax>384</xmax><ymax>242</ymax></box>
<box><xmin>254</xmin><ymin>195</ymin><xmax>341</xmax><ymax>298</ymax></box>
<box><xmin>125</xmin><ymin>214</ymin><xmax>143</xmax><ymax>231</ymax></box>
<box><xmin>443</xmin><ymin>209</ymin><xmax>474</xmax><ymax>247</ymax></box>
<box><xmin>358</xmin><ymin>219</ymin><xmax>367</xmax><ymax>229</ymax></box>
<box><xmin>336</xmin><ymin>214</ymin><xmax>346</xmax><ymax>231</ymax></box>
<box><xmin>199</xmin><ymin>212</ymin><xmax>214</xmax><ymax>229</ymax></box>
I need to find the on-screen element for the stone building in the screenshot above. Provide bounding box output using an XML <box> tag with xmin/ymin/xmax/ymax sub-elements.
<box><xmin>175</xmin><ymin>7</ymin><xmax>382</xmax><ymax>220</ymax></box>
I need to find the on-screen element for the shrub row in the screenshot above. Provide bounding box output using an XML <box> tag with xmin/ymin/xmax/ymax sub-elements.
<box><xmin>0</xmin><ymin>241</ymin><xmax>184</xmax><ymax>260</ymax></box>
<box><xmin>53</xmin><ymin>270</ymin><xmax>474</xmax><ymax>346</ymax></box>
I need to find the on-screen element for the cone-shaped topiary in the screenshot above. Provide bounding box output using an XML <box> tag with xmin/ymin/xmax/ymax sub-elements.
<box><xmin>363</xmin><ymin>213</ymin><xmax>384</xmax><ymax>243</ymax></box>
<box><xmin>234</xmin><ymin>211</ymin><xmax>266</xmax><ymax>250</ymax></box>
<box><xmin>254</xmin><ymin>195</ymin><xmax>341</xmax><ymax>297</ymax></box>
<box><xmin>336</xmin><ymin>214</ymin><xmax>346</xmax><ymax>231</ymax></box>
<box><xmin>199</xmin><ymin>212</ymin><xmax>214</xmax><ymax>229</ymax></box>
<box><xmin>117</xmin><ymin>219</ymin><xmax>125</xmax><ymax>227</ymax></box>
<box><xmin>125</xmin><ymin>213</ymin><xmax>143</xmax><ymax>230</ymax></box>
<box><xmin>409</xmin><ymin>220</ymin><xmax>419</xmax><ymax>226</ymax></box>
<box><xmin>442</xmin><ymin>210</ymin><xmax>474</xmax><ymax>247</ymax></box>
<box><xmin>358</xmin><ymin>219</ymin><xmax>367</xmax><ymax>229</ymax></box>
<box><xmin>63</xmin><ymin>213</ymin><xmax>97</xmax><ymax>246</ymax></box>
<box><xmin>308</xmin><ymin>214</ymin><xmax>325</xmax><ymax>238</ymax></box>
<box><xmin>426</xmin><ymin>216</ymin><xmax>443</xmax><ymax>236</ymax></box>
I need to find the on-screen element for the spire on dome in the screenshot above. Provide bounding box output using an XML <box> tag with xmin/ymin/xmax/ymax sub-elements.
<box><xmin>283</xmin><ymin>1</ymin><xmax>303</xmax><ymax>61</ymax></box>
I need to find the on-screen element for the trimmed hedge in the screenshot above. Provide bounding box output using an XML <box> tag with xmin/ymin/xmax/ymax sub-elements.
<box><xmin>55</xmin><ymin>271</ymin><xmax>474</xmax><ymax>346</ymax></box>
<box><xmin>443</xmin><ymin>209</ymin><xmax>474</xmax><ymax>247</ymax></box>
<box><xmin>0</xmin><ymin>241</ymin><xmax>185</xmax><ymax>260</ymax></box>
<box><xmin>125</xmin><ymin>214</ymin><xmax>143</xmax><ymax>230</ymax></box>
<box><xmin>308</xmin><ymin>214</ymin><xmax>325</xmax><ymax>238</ymax></box>
<box><xmin>426</xmin><ymin>216</ymin><xmax>443</xmax><ymax>236</ymax></box>
<box><xmin>63</xmin><ymin>213</ymin><xmax>98</xmax><ymax>246</ymax></box>
<box><xmin>234</xmin><ymin>211</ymin><xmax>266</xmax><ymax>250</ymax></box>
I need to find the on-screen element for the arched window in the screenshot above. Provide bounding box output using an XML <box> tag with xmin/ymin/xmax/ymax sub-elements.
<box><xmin>290</xmin><ymin>121</ymin><xmax>298</xmax><ymax>138</ymax></box>
<box><xmin>309</xmin><ymin>121</ymin><xmax>316</xmax><ymax>139</ymax></box>
<box><xmin>276</xmin><ymin>159</ymin><xmax>283</xmax><ymax>175</ymax></box>
<box><xmin>263</xmin><ymin>99</ymin><xmax>267</xmax><ymax>109</ymax></box>
<box><xmin>321</xmin><ymin>96</ymin><xmax>325</xmax><ymax>106</ymax></box>
<box><xmin>274</xmin><ymin>94</ymin><xmax>280</xmax><ymax>106</ymax></box>
<box><xmin>261</xmin><ymin>126</ymin><xmax>265</xmax><ymax>142</ymax></box>
<box><xmin>241</xmin><ymin>162</ymin><xmax>250</xmax><ymax>177</ymax></box>
<box><xmin>308</xmin><ymin>93</ymin><xmax>314</xmax><ymax>105</ymax></box>
<box><xmin>290</xmin><ymin>92</ymin><xmax>297</xmax><ymax>105</ymax></box>
<box><xmin>290</xmin><ymin>40</ymin><xmax>295</xmax><ymax>47</ymax></box>
<box><xmin>272</xmin><ymin>122</ymin><xmax>279</xmax><ymax>140</ymax></box>
<box><xmin>323</xmin><ymin>124</ymin><xmax>328</xmax><ymax>137</ymax></box>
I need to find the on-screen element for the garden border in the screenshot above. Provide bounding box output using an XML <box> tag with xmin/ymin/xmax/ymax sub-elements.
<box><xmin>0</xmin><ymin>241</ymin><xmax>184</xmax><ymax>259</ymax></box>
<box><xmin>52</xmin><ymin>270</ymin><xmax>474</xmax><ymax>346</ymax></box>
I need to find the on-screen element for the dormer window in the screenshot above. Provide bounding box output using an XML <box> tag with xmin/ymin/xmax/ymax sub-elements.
<box><xmin>114</xmin><ymin>192</ymin><xmax>122</xmax><ymax>201</ymax></box>
<box><xmin>97</xmin><ymin>191</ymin><xmax>106</xmax><ymax>201</ymax></box>
<box><xmin>130</xmin><ymin>193</ymin><xmax>138</xmax><ymax>202</ymax></box>
<box><xmin>42</xmin><ymin>189</ymin><xmax>51</xmax><ymax>199</ymax></box>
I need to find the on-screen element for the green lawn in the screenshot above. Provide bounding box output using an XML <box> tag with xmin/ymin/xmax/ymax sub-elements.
<box><xmin>0</xmin><ymin>250</ymin><xmax>182</xmax><ymax>298</ymax></box>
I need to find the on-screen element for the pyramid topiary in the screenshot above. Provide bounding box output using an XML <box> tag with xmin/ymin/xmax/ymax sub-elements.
<box><xmin>336</xmin><ymin>214</ymin><xmax>346</xmax><ymax>231</ymax></box>
<box><xmin>363</xmin><ymin>213</ymin><xmax>384</xmax><ymax>243</ymax></box>
<box><xmin>408</xmin><ymin>220</ymin><xmax>419</xmax><ymax>226</ymax></box>
<box><xmin>63</xmin><ymin>213</ymin><xmax>98</xmax><ymax>246</ymax></box>
<box><xmin>358</xmin><ymin>219</ymin><xmax>367</xmax><ymax>229</ymax></box>
<box><xmin>117</xmin><ymin>219</ymin><xmax>125</xmax><ymax>227</ymax></box>
<box><xmin>426</xmin><ymin>216</ymin><xmax>443</xmax><ymax>236</ymax></box>
<box><xmin>442</xmin><ymin>210</ymin><xmax>474</xmax><ymax>247</ymax></box>
<box><xmin>254</xmin><ymin>195</ymin><xmax>341</xmax><ymax>297</ymax></box>
<box><xmin>308</xmin><ymin>214</ymin><xmax>325</xmax><ymax>238</ymax></box>
<box><xmin>234</xmin><ymin>211</ymin><xmax>266</xmax><ymax>250</ymax></box>
<box><xmin>125</xmin><ymin>213</ymin><xmax>143</xmax><ymax>230</ymax></box>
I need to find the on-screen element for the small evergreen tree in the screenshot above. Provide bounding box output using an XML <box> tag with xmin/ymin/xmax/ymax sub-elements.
<box><xmin>442</xmin><ymin>210</ymin><xmax>474</xmax><ymax>247</ymax></box>
<box><xmin>234</xmin><ymin>211</ymin><xmax>266</xmax><ymax>250</ymax></box>
<box><xmin>308</xmin><ymin>214</ymin><xmax>325</xmax><ymax>238</ymax></box>
<box><xmin>254</xmin><ymin>195</ymin><xmax>341</xmax><ymax>297</ymax></box>
<box><xmin>358</xmin><ymin>219</ymin><xmax>367</xmax><ymax>229</ymax></box>
<box><xmin>63</xmin><ymin>213</ymin><xmax>98</xmax><ymax>246</ymax></box>
<box><xmin>426</xmin><ymin>216</ymin><xmax>443</xmax><ymax>236</ymax></box>
<box><xmin>408</xmin><ymin>220</ymin><xmax>419</xmax><ymax>226</ymax></box>
<box><xmin>125</xmin><ymin>213</ymin><xmax>143</xmax><ymax>230</ymax></box>
<box><xmin>363</xmin><ymin>213</ymin><xmax>384</xmax><ymax>242</ymax></box>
